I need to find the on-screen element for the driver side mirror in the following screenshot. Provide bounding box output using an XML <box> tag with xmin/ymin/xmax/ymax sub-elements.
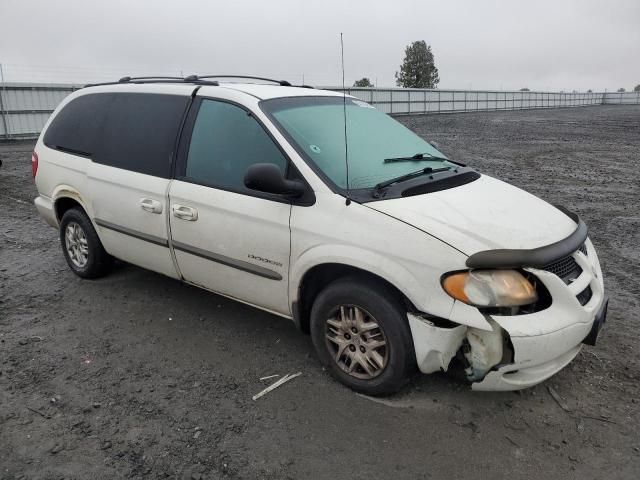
<box><xmin>244</xmin><ymin>163</ymin><xmax>305</xmax><ymax>198</ymax></box>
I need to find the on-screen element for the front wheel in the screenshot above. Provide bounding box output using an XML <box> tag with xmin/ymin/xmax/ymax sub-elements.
<box><xmin>310</xmin><ymin>277</ymin><xmax>414</xmax><ymax>396</ymax></box>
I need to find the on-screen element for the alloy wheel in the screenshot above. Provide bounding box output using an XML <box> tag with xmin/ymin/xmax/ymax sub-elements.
<box><xmin>64</xmin><ymin>221</ymin><xmax>89</xmax><ymax>268</ymax></box>
<box><xmin>324</xmin><ymin>305</ymin><xmax>389</xmax><ymax>379</ymax></box>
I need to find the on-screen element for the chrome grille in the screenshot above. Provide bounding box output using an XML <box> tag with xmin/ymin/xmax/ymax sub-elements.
<box><xmin>578</xmin><ymin>243</ymin><xmax>587</xmax><ymax>256</ymax></box>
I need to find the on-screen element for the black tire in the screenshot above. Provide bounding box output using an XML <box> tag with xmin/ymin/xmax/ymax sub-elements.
<box><xmin>310</xmin><ymin>276</ymin><xmax>415</xmax><ymax>396</ymax></box>
<box><xmin>59</xmin><ymin>207</ymin><xmax>113</xmax><ymax>279</ymax></box>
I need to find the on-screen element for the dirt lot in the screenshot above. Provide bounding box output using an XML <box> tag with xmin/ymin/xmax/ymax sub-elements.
<box><xmin>1</xmin><ymin>105</ymin><xmax>639</xmax><ymax>480</ymax></box>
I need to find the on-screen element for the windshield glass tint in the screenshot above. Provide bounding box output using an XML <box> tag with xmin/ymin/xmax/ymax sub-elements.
<box><xmin>263</xmin><ymin>97</ymin><xmax>448</xmax><ymax>189</ymax></box>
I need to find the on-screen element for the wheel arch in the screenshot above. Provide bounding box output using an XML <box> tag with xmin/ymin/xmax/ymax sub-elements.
<box><xmin>52</xmin><ymin>187</ymin><xmax>90</xmax><ymax>222</ymax></box>
<box><xmin>292</xmin><ymin>262</ymin><xmax>418</xmax><ymax>334</ymax></box>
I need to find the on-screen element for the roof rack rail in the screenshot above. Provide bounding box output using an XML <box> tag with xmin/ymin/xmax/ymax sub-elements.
<box><xmin>118</xmin><ymin>76</ymin><xmax>184</xmax><ymax>83</ymax></box>
<box><xmin>194</xmin><ymin>75</ymin><xmax>293</xmax><ymax>86</ymax></box>
<box><xmin>84</xmin><ymin>76</ymin><xmax>219</xmax><ymax>88</ymax></box>
<box><xmin>83</xmin><ymin>74</ymin><xmax>315</xmax><ymax>89</ymax></box>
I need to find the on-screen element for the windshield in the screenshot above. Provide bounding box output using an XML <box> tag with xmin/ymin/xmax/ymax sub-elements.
<box><xmin>261</xmin><ymin>96</ymin><xmax>452</xmax><ymax>189</ymax></box>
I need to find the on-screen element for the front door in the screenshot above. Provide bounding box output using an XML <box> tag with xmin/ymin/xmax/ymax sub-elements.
<box><xmin>168</xmin><ymin>98</ymin><xmax>292</xmax><ymax>315</ymax></box>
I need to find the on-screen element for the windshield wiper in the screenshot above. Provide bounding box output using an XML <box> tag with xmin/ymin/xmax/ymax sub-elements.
<box><xmin>373</xmin><ymin>166</ymin><xmax>451</xmax><ymax>197</ymax></box>
<box><xmin>383</xmin><ymin>152</ymin><xmax>449</xmax><ymax>163</ymax></box>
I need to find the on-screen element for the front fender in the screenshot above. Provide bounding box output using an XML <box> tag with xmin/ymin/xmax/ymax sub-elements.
<box><xmin>290</xmin><ymin>243</ymin><xmax>454</xmax><ymax>320</ymax></box>
<box><xmin>289</xmin><ymin>195</ymin><xmax>492</xmax><ymax>330</ymax></box>
<box><xmin>291</xmin><ymin>244</ymin><xmax>492</xmax><ymax>331</ymax></box>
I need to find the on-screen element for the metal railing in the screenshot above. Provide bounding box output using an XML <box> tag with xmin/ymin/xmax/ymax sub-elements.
<box><xmin>1</xmin><ymin>83</ymin><xmax>639</xmax><ymax>140</ymax></box>
<box><xmin>0</xmin><ymin>83</ymin><xmax>80</xmax><ymax>140</ymax></box>
<box><xmin>329</xmin><ymin>88</ymin><xmax>640</xmax><ymax>115</ymax></box>
<box><xmin>602</xmin><ymin>91</ymin><xmax>640</xmax><ymax>105</ymax></box>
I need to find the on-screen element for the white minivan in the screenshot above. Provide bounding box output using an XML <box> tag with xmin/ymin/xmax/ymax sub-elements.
<box><xmin>33</xmin><ymin>76</ymin><xmax>608</xmax><ymax>395</ymax></box>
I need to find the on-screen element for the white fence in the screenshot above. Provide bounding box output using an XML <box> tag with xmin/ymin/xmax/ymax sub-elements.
<box><xmin>602</xmin><ymin>91</ymin><xmax>640</xmax><ymax>105</ymax></box>
<box><xmin>0</xmin><ymin>83</ymin><xmax>80</xmax><ymax>139</ymax></box>
<box><xmin>1</xmin><ymin>83</ymin><xmax>639</xmax><ymax>140</ymax></box>
<box><xmin>331</xmin><ymin>89</ymin><xmax>608</xmax><ymax>114</ymax></box>
<box><xmin>331</xmin><ymin>88</ymin><xmax>640</xmax><ymax>115</ymax></box>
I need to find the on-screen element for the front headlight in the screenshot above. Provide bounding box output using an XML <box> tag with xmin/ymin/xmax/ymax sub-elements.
<box><xmin>442</xmin><ymin>269</ymin><xmax>538</xmax><ymax>307</ymax></box>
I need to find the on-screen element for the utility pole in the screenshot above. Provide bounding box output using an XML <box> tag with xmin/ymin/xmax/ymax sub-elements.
<box><xmin>0</xmin><ymin>63</ymin><xmax>10</xmax><ymax>141</ymax></box>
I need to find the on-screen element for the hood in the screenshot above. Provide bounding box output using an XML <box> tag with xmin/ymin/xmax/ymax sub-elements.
<box><xmin>366</xmin><ymin>174</ymin><xmax>577</xmax><ymax>255</ymax></box>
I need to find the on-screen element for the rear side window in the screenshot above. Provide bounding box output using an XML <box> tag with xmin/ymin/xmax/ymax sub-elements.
<box><xmin>96</xmin><ymin>93</ymin><xmax>189</xmax><ymax>178</ymax></box>
<box><xmin>43</xmin><ymin>94</ymin><xmax>110</xmax><ymax>156</ymax></box>
<box><xmin>184</xmin><ymin>99</ymin><xmax>288</xmax><ymax>192</ymax></box>
<box><xmin>44</xmin><ymin>92</ymin><xmax>190</xmax><ymax>178</ymax></box>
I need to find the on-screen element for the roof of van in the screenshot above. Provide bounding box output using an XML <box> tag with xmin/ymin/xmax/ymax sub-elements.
<box><xmin>213</xmin><ymin>83</ymin><xmax>344</xmax><ymax>100</ymax></box>
<box><xmin>81</xmin><ymin>81</ymin><xmax>345</xmax><ymax>101</ymax></box>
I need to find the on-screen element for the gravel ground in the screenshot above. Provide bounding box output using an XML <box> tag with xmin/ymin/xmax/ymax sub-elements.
<box><xmin>1</xmin><ymin>105</ymin><xmax>639</xmax><ymax>480</ymax></box>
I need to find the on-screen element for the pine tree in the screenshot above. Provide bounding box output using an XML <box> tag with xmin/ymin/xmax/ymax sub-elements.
<box><xmin>395</xmin><ymin>41</ymin><xmax>439</xmax><ymax>88</ymax></box>
<box><xmin>353</xmin><ymin>78</ymin><xmax>374</xmax><ymax>87</ymax></box>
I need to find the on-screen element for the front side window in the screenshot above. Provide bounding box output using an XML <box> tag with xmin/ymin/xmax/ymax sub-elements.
<box><xmin>261</xmin><ymin>97</ymin><xmax>453</xmax><ymax>190</ymax></box>
<box><xmin>185</xmin><ymin>99</ymin><xmax>288</xmax><ymax>192</ymax></box>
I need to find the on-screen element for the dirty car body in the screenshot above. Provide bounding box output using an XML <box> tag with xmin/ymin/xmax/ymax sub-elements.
<box><xmin>401</xmin><ymin>198</ymin><xmax>607</xmax><ymax>391</ymax></box>
<box><xmin>32</xmin><ymin>78</ymin><xmax>607</xmax><ymax>394</ymax></box>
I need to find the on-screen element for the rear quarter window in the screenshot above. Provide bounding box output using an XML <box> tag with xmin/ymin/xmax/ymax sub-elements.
<box><xmin>43</xmin><ymin>92</ymin><xmax>190</xmax><ymax>178</ymax></box>
<box><xmin>43</xmin><ymin>94</ymin><xmax>109</xmax><ymax>157</ymax></box>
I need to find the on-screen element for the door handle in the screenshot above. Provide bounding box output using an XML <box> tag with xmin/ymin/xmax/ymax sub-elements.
<box><xmin>172</xmin><ymin>204</ymin><xmax>198</xmax><ymax>221</ymax></box>
<box><xmin>139</xmin><ymin>198</ymin><xmax>163</xmax><ymax>214</ymax></box>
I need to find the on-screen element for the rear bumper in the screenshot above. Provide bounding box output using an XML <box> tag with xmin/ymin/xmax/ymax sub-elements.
<box><xmin>34</xmin><ymin>195</ymin><xmax>58</xmax><ymax>228</ymax></box>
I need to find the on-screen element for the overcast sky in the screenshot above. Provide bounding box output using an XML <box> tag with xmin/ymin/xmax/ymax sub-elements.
<box><xmin>1</xmin><ymin>0</ymin><xmax>638</xmax><ymax>91</ymax></box>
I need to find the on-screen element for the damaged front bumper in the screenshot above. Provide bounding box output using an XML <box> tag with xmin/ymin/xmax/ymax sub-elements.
<box><xmin>408</xmin><ymin>240</ymin><xmax>607</xmax><ymax>391</ymax></box>
<box><xmin>473</xmin><ymin>290</ymin><xmax>608</xmax><ymax>391</ymax></box>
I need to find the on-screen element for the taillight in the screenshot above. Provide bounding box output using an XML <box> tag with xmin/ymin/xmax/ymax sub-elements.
<box><xmin>31</xmin><ymin>151</ymin><xmax>39</xmax><ymax>178</ymax></box>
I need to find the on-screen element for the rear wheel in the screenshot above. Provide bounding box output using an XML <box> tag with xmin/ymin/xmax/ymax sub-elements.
<box><xmin>310</xmin><ymin>277</ymin><xmax>414</xmax><ymax>396</ymax></box>
<box><xmin>59</xmin><ymin>207</ymin><xmax>113</xmax><ymax>278</ymax></box>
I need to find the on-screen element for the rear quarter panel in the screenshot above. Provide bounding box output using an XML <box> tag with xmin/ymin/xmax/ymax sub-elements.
<box><xmin>34</xmin><ymin>142</ymin><xmax>94</xmax><ymax>220</ymax></box>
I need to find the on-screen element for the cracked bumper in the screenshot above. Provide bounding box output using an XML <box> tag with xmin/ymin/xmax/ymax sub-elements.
<box><xmin>409</xmin><ymin>239</ymin><xmax>606</xmax><ymax>391</ymax></box>
<box><xmin>472</xmin><ymin>343</ymin><xmax>583</xmax><ymax>391</ymax></box>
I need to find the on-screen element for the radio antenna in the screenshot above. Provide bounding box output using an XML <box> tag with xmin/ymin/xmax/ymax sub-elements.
<box><xmin>340</xmin><ymin>33</ymin><xmax>351</xmax><ymax>205</ymax></box>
